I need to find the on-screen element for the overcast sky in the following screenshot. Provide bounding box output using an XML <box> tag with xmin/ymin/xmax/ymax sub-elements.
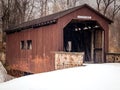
<box><xmin>82</xmin><ymin>0</ymin><xmax>96</xmax><ymax>6</ymax></box>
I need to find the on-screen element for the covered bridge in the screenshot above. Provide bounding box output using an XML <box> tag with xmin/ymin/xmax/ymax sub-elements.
<box><xmin>5</xmin><ymin>4</ymin><xmax>112</xmax><ymax>74</ymax></box>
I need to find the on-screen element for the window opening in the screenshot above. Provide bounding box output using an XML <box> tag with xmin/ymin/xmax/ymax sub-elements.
<box><xmin>20</xmin><ymin>41</ymin><xmax>25</xmax><ymax>49</ymax></box>
<box><xmin>27</xmin><ymin>40</ymin><xmax>32</xmax><ymax>50</ymax></box>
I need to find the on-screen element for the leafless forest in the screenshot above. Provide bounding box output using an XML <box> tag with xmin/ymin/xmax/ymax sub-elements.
<box><xmin>0</xmin><ymin>0</ymin><xmax>120</xmax><ymax>52</ymax></box>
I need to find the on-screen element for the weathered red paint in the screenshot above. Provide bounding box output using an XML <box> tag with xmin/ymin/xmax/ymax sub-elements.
<box><xmin>6</xmin><ymin>5</ymin><xmax>111</xmax><ymax>73</ymax></box>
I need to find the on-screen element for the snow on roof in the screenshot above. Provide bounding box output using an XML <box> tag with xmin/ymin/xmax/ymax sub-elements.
<box><xmin>0</xmin><ymin>63</ymin><xmax>120</xmax><ymax>90</ymax></box>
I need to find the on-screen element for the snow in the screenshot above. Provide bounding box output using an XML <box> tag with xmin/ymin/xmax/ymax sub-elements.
<box><xmin>0</xmin><ymin>63</ymin><xmax>120</xmax><ymax>90</ymax></box>
<box><xmin>0</xmin><ymin>62</ymin><xmax>14</xmax><ymax>83</ymax></box>
<box><xmin>0</xmin><ymin>62</ymin><xmax>7</xmax><ymax>83</ymax></box>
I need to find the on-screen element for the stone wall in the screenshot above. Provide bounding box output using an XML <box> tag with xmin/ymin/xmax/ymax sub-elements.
<box><xmin>0</xmin><ymin>52</ymin><xmax>6</xmax><ymax>64</ymax></box>
<box><xmin>0</xmin><ymin>41</ymin><xmax>6</xmax><ymax>65</ymax></box>
<box><xmin>55</xmin><ymin>52</ymin><xmax>84</xmax><ymax>69</ymax></box>
<box><xmin>106</xmin><ymin>53</ymin><xmax>120</xmax><ymax>63</ymax></box>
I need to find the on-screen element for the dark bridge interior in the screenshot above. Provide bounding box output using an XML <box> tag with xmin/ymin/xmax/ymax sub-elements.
<box><xmin>63</xmin><ymin>19</ymin><xmax>103</xmax><ymax>62</ymax></box>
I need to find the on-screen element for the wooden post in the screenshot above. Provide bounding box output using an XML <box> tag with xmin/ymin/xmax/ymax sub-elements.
<box><xmin>91</xmin><ymin>30</ymin><xmax>94</xmax><ymax>63</ymax></box>
<box><xmin>102</xmin><ymin>31</ymin><xmax>105</xmax><ymax>62</ymax></box>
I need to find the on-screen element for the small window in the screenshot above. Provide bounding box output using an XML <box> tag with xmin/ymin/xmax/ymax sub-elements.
<box><xmin>27</xmin><ymin>40</ymin><xmax>32</xmax><ymax>50</ymax></box>
<box><xmin>20</xmin><ymin>41</ymin><xmax>25</xmax><ymax>49</ymax></box>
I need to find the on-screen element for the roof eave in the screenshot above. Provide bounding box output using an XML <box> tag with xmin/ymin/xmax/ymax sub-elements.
<box><xmin>5</xmin><ymin>19</ymin><xmax>58</xmax><ymax>33</ymax></box>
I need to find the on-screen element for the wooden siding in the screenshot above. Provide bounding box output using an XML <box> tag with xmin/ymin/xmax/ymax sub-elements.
<box><xmin>6</xmin><ymin>24</ymin><xmax>57</xmax><ymax>73</ymax></box>
<box><xmin>6</xmin><ymin>6</ymin><xmax>110</xmax><ymax>73</ymax></box>
<box><xmin>57</xmin><ymin>7</ymin><xmax>109</xmax><ymax>52</ymax></box>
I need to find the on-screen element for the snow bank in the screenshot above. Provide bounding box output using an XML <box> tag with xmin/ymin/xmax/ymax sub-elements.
<box><xmin>0</xmin><ymin>63</ymin><xmax>120</xmax><ymax>90</ymax></box>
<box><xmin>0</xmin><ymin>62</ymin><xmax>7</xmax><ymax>83</ymax></box>
<box><xmin>0</xmin><ymin>62</ymin><xmax>14</xmax><ymax>83</ymax></box>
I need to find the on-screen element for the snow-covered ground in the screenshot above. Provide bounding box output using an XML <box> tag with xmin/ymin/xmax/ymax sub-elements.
<box><xmin>0</xmin><ymin>63</ymin><xmax>120</xmax><ymax>90</ymax></box>
<box><xmin>0</xmin><ymin>62</ymin><xmax>14</xmax><ymax>83</ymax></box>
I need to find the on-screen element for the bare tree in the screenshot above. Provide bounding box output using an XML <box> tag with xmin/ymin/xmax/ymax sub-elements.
<box><xmin>96</xmin><ymin>0</ymin><xmax>102</xmax><ymax>11</ymax></box>
<box><xmin>103</xmin><ymin>0</ymin><xmax>114</xmax><ymax>15</ymax></box>
<box><xmin>50</xmin><ymin>0</ymin><xmax>61</xmax><ymax>13</ymax></box>
<box><xmin>0</xmin><ymin>0</ymin><xmax>35</xmax><ymax>43</ymax></box>
<box><xmin>112</xmin><ymin>0</ymin><xmax>120</xmax><ymax>20</ymax></box>
<box><xmin>0</xmin><ymin>0</ymin><xmax>34</xmax><ymax>30</ymax></box>
<box><xmin>67</xmin><ymin>0</ymin><xmax>78</xmax><ymax>8</ymax></box>
<box><xmin>96</xmin><ymin>0</ymin><xmax>120</xmax><ymax>19</ymax></box>
<box><xmin>35</xmin><ymin>0</ymin><xmax>49</xmax><ymax>17</ymax></box>
<box><xmin>24</xmin><ymin>0</ymin><xmax>35</xmax><ymax>21</ymax></box>
<box><xmin>50</xmin><ymin>0</ymin><xmax>87</xmax><ymax>14</ymax></box>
